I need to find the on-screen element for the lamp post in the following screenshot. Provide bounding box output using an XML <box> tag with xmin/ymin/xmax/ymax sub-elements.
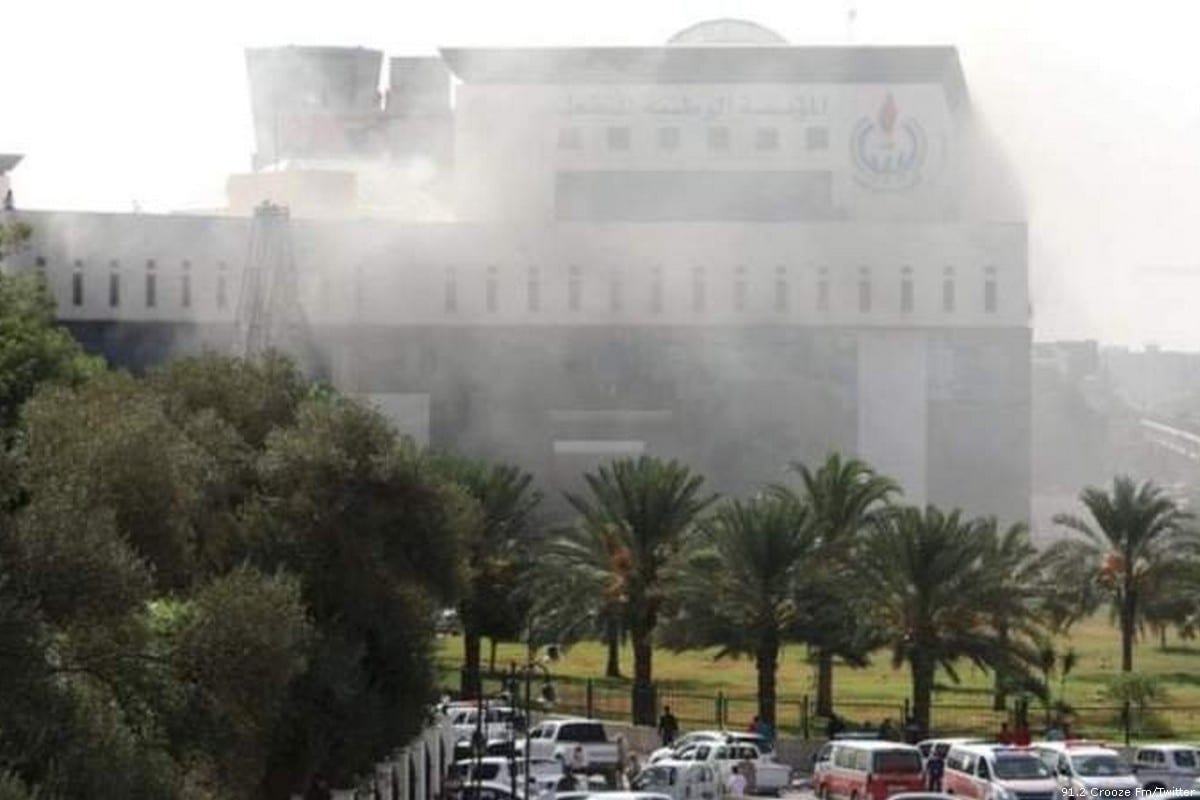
<box><xmin>507</xmin><ymin>649</ymin><xmax>557</xmax><ymax>800</ymax></box>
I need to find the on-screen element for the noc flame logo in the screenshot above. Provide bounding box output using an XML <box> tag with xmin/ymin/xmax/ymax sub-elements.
<box><xmin>851</xmin><ymin>92</ymin><xmax>928</xmax><ymax>191</ymax></box>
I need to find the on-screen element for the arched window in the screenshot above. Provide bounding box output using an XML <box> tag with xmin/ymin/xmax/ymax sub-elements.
<box><xmin>145</xmin><ymin>259</ymin><xmax>157</xmax><ymax>308</ymax></box>
<box><xmin>108</xmin><ymin>259</ymin><xmax>121</xmax><ymax>308</ymax></box>
<box><xmin>181</xmin><ymin>260</ymin><xmax>192</xmax><ymax>309</ymax></box>
<box><xmin>858</xmin><ymin>267</ymin><xmax>871</xmax><ymax>313</ymax></box>
<box><xmin>692</xmin><ymin>267</ymin><xmax>706</xmax><ymax>313</ymax></box>
<box><xmin>900</xmin><ymin>266</ymin><xmax>914</xmax><ymax>313</ymax></box>
<box><xmin>72</xmin><ymin>259</ymin><xmax>84</xmax><ymax>307</ymax></box>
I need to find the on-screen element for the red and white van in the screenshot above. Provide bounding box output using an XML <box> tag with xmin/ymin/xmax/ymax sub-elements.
<box><xmin>943</xmin><ymin>744</ymin><xmax>1057</xmax><ymax>800</ymax></box>
<box><xmin>814</xmin><ymin>740</ymin><xmax>925</xmax><ymax>800</ymax></box>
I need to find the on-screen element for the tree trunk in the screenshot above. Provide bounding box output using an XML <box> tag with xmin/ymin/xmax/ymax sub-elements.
<box><xmin>464</xmin><ymin>627</ymin><xmax>482</xmax><ymax>697</ymax></box>
<box><xmin>992</xmin><ymin>621</ymin><xmax>1010</xmax><ymax>712</ymax></box>
<box><xmin>1159</xmin><ymin>626</ymin><xmax>1167</xmax><ymax>651</ymax></box>
<box><xmin>489</xmin><ymin>638</ymin><xmax>498</xmax><ymax>675</ymax></box>
<box><xmin>631</xmin><ymin>628</ymin><xmax>655</xmax><ymax>725</ymax></box>
<box><xmin>815</xmin><ymin>649</ymin><xmax>834</xmax><ymax>717</ymax></box>
<box><xmin>757</xmin><ymin>633</ymin><xmax>779</xmax><ymax>727</ymax></box>
<box><xmin>605</xmin><ymin>615</ymin><xmax>622</xmax><ymax>679</ymax></box>
<box><xmin>1121</xmin><ymin>574</ymin><xmax>1136</xmax><ymax>673</ymax></box>
<box><xmin>910</xmin><ymin>652</ymin><xmax>934</xmax><ymax>737</ymax></box>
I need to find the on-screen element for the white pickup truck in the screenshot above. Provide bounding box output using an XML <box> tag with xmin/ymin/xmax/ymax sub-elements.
<box><xmin>518</xmin><ymin>718</ymin><xmax>620</xmax><ymax>774</ymax></box>
<box><xmin>1133</xmin><ymin>744</ymin><xmax>1200</xmax><ymax>791</ymax></box>
<box><xmin>673</xmin><ymin>740</ymin><xmax>791</xmax><ymax>795</ymax></box>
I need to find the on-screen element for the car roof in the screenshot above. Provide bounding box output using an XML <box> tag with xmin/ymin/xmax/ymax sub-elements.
<box><xmin>833</xmin><ymin>740</ymin><xmax>921</xmax><ymax>751</ymax></box>
<box><xmin>920</xmin><ymin>738</ymin><xmax>990</xmax><ymax>746</ymax></box>
<box><xmin>1136</xmin><ymin>744</ymin><xmax>1200</xmax><ymax>751</ymax></box>
<box><xmin>953</xmin><ymin>744</ymin><xmax>1039</xmax><ymax>757</ymax></box>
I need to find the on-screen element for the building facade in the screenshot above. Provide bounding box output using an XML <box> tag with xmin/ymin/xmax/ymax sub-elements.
<box><xmin>9</xmin><ymin>21</ymin><xmax>1031</xmax><ymax>521</ymax></box>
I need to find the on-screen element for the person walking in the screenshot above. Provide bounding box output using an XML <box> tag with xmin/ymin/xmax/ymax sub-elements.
<box><xmin>727</xmin><ymin>766</ymin><xmax>748</xmax><ymax>799</ymax></box>
<box><xmin>658</xmin><ymin>705</ymin><xmax>680</xmax><ymax>747</ymax></box>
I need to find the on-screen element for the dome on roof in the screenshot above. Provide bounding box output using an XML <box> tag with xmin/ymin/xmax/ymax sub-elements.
<box><xmin>668</xmin><ymin>19</ymin><xmax>788</xmax><ymax>45</ymax></box>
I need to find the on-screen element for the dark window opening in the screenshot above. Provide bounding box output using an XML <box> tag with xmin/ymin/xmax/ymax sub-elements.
<box><xmin>72</xmin><ymin>260</ymin><xmax>84</xmax><ymax>307</ymax></box>
<box><xmin>146</xmin><ymin>273</ymin><xmax>157</xmax><ymax>308</ymax></box>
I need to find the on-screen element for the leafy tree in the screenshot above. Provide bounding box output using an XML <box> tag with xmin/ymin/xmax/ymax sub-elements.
<box><xmin>433</xmin><ymin>456</ymin><xmax>542</xmax><ymax>695</ymax></box>
<box><xmin>862</xmin><ymin>505</ymin><xmax>1038</xmax><ymax>735</ymax></box>
<box><xmin>0</xmin><ymin>221</ymin><xmax>32</xmax><ymax>262</ymax></box>
<box><xmin>662</xmin><ymin>494</ymin><xmax>815</xmax><ymax>727</ymax></box>
<box><xmin>563</xmin><ymin>456</ymin><xmax>716</xmax><ymax>724</ymax></box>
<box><xmin>772</xmin><ymin>454</ymin><xmax>898</xmax><ymax>717</ymax></box>
<box><xmin>1050</xmin><ymin>476</ymin><xmax>1197</xmax><ymax>672</ymax></box>
<box><xmin>246</xmin><ymin>395</ymin><xmax>471</xmax><ymax>795</ymax></box>
<box><xmin>0</xmin><ymin>270</ymin><xmax>103</xmax><ymax>436</ymax></box>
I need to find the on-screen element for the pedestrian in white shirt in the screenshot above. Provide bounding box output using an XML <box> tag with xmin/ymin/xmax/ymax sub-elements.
<box><xmin>727</xmin><ymin>765</ymin><xmax>747</xmax><ymax>798</ymax></box>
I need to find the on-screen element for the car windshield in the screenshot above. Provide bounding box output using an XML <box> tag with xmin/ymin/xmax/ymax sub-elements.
<box><xmin>1075</xmin><ymin>756</ymin><xmax>1132</xmax><ymax>777</ymax></box>
<box><xmin>994</xmin><ymin>756</ymin><xmax>1053</xmax><ymax>780</ymax></box>
<box><xmin>875</xmin><ymin>751</ymin><xmax>923</xmax><ymax>773</ymax></box>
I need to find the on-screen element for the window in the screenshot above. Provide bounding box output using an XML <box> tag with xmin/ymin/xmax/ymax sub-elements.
<box><xmin>444</xmin><ymin>267</ymin><xmax>458</xmax><ymax>313</ymax></box>
<box><xmin>707</xmin><ymin>126</ymin><xmax>730</xmax><ymax>151</ymax></box>
<box><xmin>181</xmin><ymin>260</ymin><xmax>192</xmax><ymax>308</ymax></box>
<box><xmin>734</xmin><ymin>266</ymin><xmax>747</xmax><ymax>311</ymax></box>
<box><xmin>755</xmin><ymin>127</ymin><xmax>779</xmax><ymax>151</ymax></box>
<box><xmin>858</xmin><ymin>267</ymin><xmax>872</xmax><ymax>313</ymax></box>
<box><xmin>216</xmin><ymin>261</ymin><xmax>228</xmax><ymax>310</ymax></box>
<box><xmin>1173</xmin><ymin>751</ymin><xmax>1196</xmax><ymax>768</ymax></box>
<box><xmin>145</xmin><ymin>259</ymin><xmax>157</xmax><ymax>308</ymax></box>
<box><xmin>977</xmin><ymin>758</ymin><xmax>991</xmax><ymax>779</ymax></box>
<box><xmin>901</xmin><ymin>266</ymin><xmax>914</xmax><ymax>313</ymax></box>
<box><xmin>606</xmin><ymin>127</ymin><xmax>630</xmax><ymax>151</ymax></box>
<box><xmin>807</xmin><ymin>126</ymin><xmax>829</xmax><ymax>150</ymax></box>
<box><xmin>72</xmin><ymin>260</ymin><xmax>84</xmax><ymax>307</ymax></box>
<box><xmin>984</xmin><ymin>266</ymin><xmax>998</xmax><ymax>313</ymax></box>
<box><xmin>817</xmin><ymin>268</ymin><xmax>830</xmax><ymax>311</ymax></box>
<box><xmin>774</xmin><ymin>266</ymin><xmax>788</xmax><ymax>312</ymax></box>
<box><xmin>649</xmin><ymin>266</ymin><xmax>663</xmax><ymax>314</ymax></box>
<box><xmin>557</xmin><ymin>127</ymin><xmax>582</xmax><ymax>150</ymax></box>
<box><xmin>943</xmin><ymin>267</ymin><xmax>956</xmax><ymax>312</ymax></box>
<box><xmin>610</xmin><ymin>271</ymin><xmax>624</xmax><ymax>313</ymax></box>
<box><xmin>486</xmin><ymin>266</ymin><xmax>498</xmax><ymax>313</ymax></box>
<box><xmin>527</xmin><ymin>266</ymin><xmax>540</xmax><ymax>312</ymax></box>
<box><xmin>568</xmin><ymin>265</ymin><xmax>582</xmax><ymax>311</ymax></box>
<box><xmin>108</xmin><ymin>260</ymin><xmax>121</xmax><ymax>308</ymax></box>
<box><xmin>692</xmin><ymin>267</ymin><xmax>706</xmax><ymax>313</ymax></box>
<box><xmin>658</xmin><ymin>126</ymin><xmax>681</xmax><ymax>151</ymax></box>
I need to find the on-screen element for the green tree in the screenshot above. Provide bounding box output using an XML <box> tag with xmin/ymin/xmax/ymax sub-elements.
<box><xmin>433</xmin><ymin>456</ymin><xmax>542</xmax><ymax>696</ymax></box>
<box><xmin>246</xmin><ymin>395</ymin><xmax>470</xmax><ymax>795</ymax></box>
<box><xmin>563</xmin><ymin>456</ymin><xmax>717</xmax><ymax>724</ymax></box>
<box><xmin>773</xmin><ymin>454</ymin><xmax>898</xmax><ymax>717</ymax></box>
<box><xmin>662</xmin><ymin>494</ymin><xmax>815</xmax><ymax>727</ymax></box>
<box><xmin>1051</xmin><ymin>476</ymin><xmax>1196</xmax><ymax>672</ymax></box>
<box><xmin>0</xmin><ymin>269</ymin><xmax>103</xmax><ymax>436</ymax></box>
<box><xmin>862</xmin><ymin>505</ymin><xmax>1037</xmax><ymax>734</ymax></box>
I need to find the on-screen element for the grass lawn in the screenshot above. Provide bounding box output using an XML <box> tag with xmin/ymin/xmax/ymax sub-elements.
<box><xmin>437</xmin><ymin>615</ymin><xmax>1200</xmax><ymax>736</ymax></box>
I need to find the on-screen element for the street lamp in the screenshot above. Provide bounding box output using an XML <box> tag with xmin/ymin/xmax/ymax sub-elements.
<box><xmin>507</xmin><ymin>647</ymin><xmax>559</xmax><ymax>800</ymax></box>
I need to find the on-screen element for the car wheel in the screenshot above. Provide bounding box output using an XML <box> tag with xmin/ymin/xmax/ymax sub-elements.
<box><xmin>818</xmin><ymin>785</ymin><xmax>830</xmax><ymax>800</ymax></box>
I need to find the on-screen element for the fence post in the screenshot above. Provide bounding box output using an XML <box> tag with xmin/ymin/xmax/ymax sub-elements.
<box><xmin>903</xmin><ymin>698</ymin><xmax>910</xmax><ymax>728</ymax></box>
<box><xmin>716</xmin><ymin>691</ymin><xmax>725</xmax><ymax>727</ymax></box>
<box><xmin>1123</xmin><ymin>699</ymin><xmax>1132</xmax><ymax>746</ymax></box>
<box><xmin>801</xmin><ymin>695</ymin><xmax>810</xmax><ymax>741</ymax></box>
<box><xmin>586</xmin><ymin>679</ymin><xmax>594</xmax><ymax>719</ymax></box>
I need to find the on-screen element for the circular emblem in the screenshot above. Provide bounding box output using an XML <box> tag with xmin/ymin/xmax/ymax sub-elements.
<box><xmin>851</xmin><ymin>93</ymin><xmax>928</xmax><ymax>192</ymax></box>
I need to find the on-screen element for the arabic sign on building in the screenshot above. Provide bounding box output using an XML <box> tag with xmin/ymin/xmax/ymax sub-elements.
<box><xmin>558</xmin><ymin>90</ymin><xmax>829</xmax><ymax>121</ymax></box>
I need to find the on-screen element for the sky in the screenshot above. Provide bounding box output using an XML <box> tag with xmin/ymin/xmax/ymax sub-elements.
<box><xmin>4</xmin><ymin>0</ymin><xmax>1200</xmax><ymax>349</ymax></box>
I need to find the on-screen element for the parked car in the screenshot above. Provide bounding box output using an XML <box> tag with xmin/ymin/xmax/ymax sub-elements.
<box><xmin>632</xmin><ymin>759</ymin><xmax>722</xmax><ymax>800</ymax></box>
<box><xmin>814</xmin><ymin>739</ymin><xmax>925</xmax><ymax>800</ymax></box>
<box><xmin>517</xmin><ymin>718</ymin><xmax>620</xmax><ymax>773</ymax></box>
<box><xmin>445</xmin><ymin>757</ymin><xmax>564</xmax><ymax>799</ymax></box>
<box><xmin>449</xmin><ymin>706</ymin><xmax>522</xmax><ymax>744</ymax></box>
<box><xmin>648</xmin><ymin>731</ymin><xmax>773</xmax><ymax>765</ymax></box>
<box><xmin>670</xmin><ymin>740</ymin><xmax>790</xmax><ymax>795</ymax></box>
<box><xmin>1132</xmin><ymin>744</ymin><xmax>1200</xmax><ymax>791</ymax></box>
<box><xmin>1033</xmin><ymin>741</ymin><xmax>1139</xmax><ymax>798</ymax></box>
<box><xmin>942</xmin><ymin>744</ymin><xmax>1057</xmax><ymax>800</ymax></box>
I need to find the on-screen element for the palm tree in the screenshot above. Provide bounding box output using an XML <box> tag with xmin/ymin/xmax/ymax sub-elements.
<box><xmin>862</xmin><ymin>505</ymin><xmax>1036</xmax><ymax>735</ymax></box>
<box><xmin>530</xmin><ymin>519</ymin><xmax>631</xmax><ymax>678</ymax></box>
<box><xmin>564</xmin><ymin>456</ymin><xmax>717</xmax><ymax>724</ymax></box>
<box><xmin>435</xmin><ymin>457</ymin><xmax>543</xmax><ymax>696</ymax></box>
<box><xmin>774</xmin><ymin>454</ymin><xmax>898</xmax><ymax>717</ymax></box>
<box><xmin>977</xmin><ymin>518</ymin><xmax>1045</xmax><ymax>711</ymax></box>
<box><xmin>1051</xmin><ymin>476</ymin><xmax>1195</xmax><ymax>672</ymax></box>
<box><xmin>662</xmin><ymin>494</ymin><xmax>816</xmax><ymax>727</ymax></box>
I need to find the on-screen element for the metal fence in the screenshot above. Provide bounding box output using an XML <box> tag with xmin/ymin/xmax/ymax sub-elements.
<box><xmin>438</xmin><ymin>662</ymin><xmax>1200</xmax><ymax>741</ymax></box>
